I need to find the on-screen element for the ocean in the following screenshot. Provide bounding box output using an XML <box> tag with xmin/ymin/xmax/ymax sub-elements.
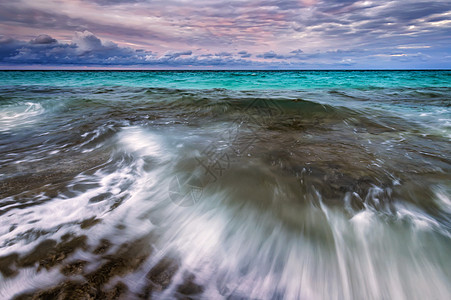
<box><xmin>0</xmin><ymin>70</ymin><xmax>450</xmax><ymax>299</ymax></box>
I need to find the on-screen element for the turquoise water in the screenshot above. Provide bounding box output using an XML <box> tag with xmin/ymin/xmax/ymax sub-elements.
<box><xmin>0</xmin><ymin>71</ymin><xmax>450</xmax><ymax>299</ymax></box>
<box><xmin>1</xmin><ymin>70</ymin><xmax>450</xmax><ymax>89</ymax></box>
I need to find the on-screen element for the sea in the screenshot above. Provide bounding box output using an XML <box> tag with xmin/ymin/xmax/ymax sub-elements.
<box><xmin>0</xmin><ymin>70</ymin><xmax>450</xmax><ymax>299</ymax></box>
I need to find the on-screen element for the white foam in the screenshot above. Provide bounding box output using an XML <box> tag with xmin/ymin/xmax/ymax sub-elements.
<box><xmin>0</xmin><ymin>102</ymin><xmax>45</xmax><ymax>132</ymax></box>
<box><xmin>1</xmin><ymin>125</ymin><xmax>450</xmax><ymax>299</ymax></box>
<box><xmin>117</xmin><ymin>126</ymin><xmax>166</xmax><ymax>159</ymax></box>
<box><xmin>433</xmin><ymin>186</ymin><xmax>451</xmax><ymax>213</ymax></box>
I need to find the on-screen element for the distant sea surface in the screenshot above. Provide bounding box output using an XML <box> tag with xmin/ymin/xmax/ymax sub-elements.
<box><xmin>0</xmin><ymin>71</ymin><xmax>450</xmax><ymax>299</ymax></box>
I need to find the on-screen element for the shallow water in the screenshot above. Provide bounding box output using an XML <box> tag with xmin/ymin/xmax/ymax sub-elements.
<box><xmin>0</xmin><ymin>71</ymin><xmax>450</xmax><ymax>299</ymax></box>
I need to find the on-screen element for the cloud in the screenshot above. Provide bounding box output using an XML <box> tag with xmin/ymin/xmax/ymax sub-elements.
<box><xmin>0</xmin><ymin>37</ymin><xmax>27</xmax><ymax>61</ymax></box>
<box><xmin>0</xmin><ymin>32</ymin><xmax>254</xmax><ymax>67</ymax></box>
<box><xmin>30</xmin><ymin>34</ymin><xmax>57</xmax><ymax>45</ymax></box>
<box><xmin>384</xmin><ymin>1</ymin><xmax>451</xmax><ymax>22</ymax></box>
<box><xmin>0</xmin><ymin>5</ymin><xmax>172</xmax><ymax>49</ymax></box>
<box><xmin>0</xmin><ymin>30</ymin><xmax>449</xmax><ymax>69</ymax></box>
<box><xmin>257</xmin><ymin>49</ymin><xmax>306</xmax><ymax>60</ymax></box>
<box><xmin>290</xmin><ymin>49</ymin><xmax>304</xmax><ymax>56</ymax></box>
<box><xmin>1</xmin><ymin>0</ymin><xmax>449</xmax><ymax>65</ymax></box>
<box><xmin>257</xmin><ymin>51</ymin><xmax>286</xmax><ymax>59</ymax></box>
<box><xmin>0</xmin><ymin>32</ymin><xmax>148</xmax><ymax>65</ymax></box>
<box><xmin>215</xmin><ymin>52</ymin><xmax>232</xmax><ymax>57</ymax></box>
<box><xmin>161</xmin><ymin>50</ymin><xmax>193</xmax><ymax>59</ymax></box>
<box><xmin>72</xmin><ymin>31</ymin><xmax>104</xmax><ymax>53</ymax></box>
<box><xmin>238</xmin><ymin>50</ymin><xmax>252</xmax><ymax>58</ymax></box>
<box><xmin>88</xmin><ymin>0</ymin><xmax>141</xmax><ymax>6</ymax></box>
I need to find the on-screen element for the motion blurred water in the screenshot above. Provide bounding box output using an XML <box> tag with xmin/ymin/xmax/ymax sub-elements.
<box><xmin>0</xmin><ymin>71</ymin><xmax>450</xmax><ymax>299</ymax></box>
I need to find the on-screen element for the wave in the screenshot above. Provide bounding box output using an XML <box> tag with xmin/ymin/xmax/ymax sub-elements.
<box><xmin>0</xmin><ymin>125</ymin><xmax>449</xmax><ymax>299</ymax></box>
<box><xmin>0</xmin><ymin>102</ymin><xmax>45</xmax><ymax>133</ymax></box>
<box><xmin>0</xmin><ymin>85</ymin><xmax>450</xmax><ymax>299</ymax></box>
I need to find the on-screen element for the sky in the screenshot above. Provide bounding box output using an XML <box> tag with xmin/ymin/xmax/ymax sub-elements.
<box><xmin>0</xmin><ymin>0</ymin><xmax>450</xmax><ymax>69</ymax></box>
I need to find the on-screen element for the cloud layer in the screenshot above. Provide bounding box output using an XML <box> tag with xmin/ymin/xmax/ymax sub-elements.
<box><xmin>0</xmin><ymin>0</ymin><xmax>450</xmax><ymax>68</ymax></box>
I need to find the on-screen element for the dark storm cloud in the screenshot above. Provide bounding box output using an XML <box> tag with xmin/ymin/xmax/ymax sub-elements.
<box><xmin>0</xmin><ymin>32</ymin><xmax>147</xmax><ymax>65</ymax></box>
<box><xmin>30</xmin><ymin>34</ymin><xmax>57</xmax><ymax>44</ymax></box>
<box><xmin>0</xmin><ymin>32</ymin><xmax>258</xmax><ymax>67</ymax></box>
<box><xmin>238</xmin><ymin>50</ymin><xmax>252</xmax><ymax>58</ymax></box>
<box><xmin>257</xmin><ymin>51</ymin><xmax>289</xmax><ymax>59</ymax></box>
<box><xmin>162</xmin><ymin>50</ymin><xmax>192</xmax><ymax>59</ymax></box>
<box><xmin>257</xmin><ymin>49</ymin><xmax>305</xmax><ymax>60</ymax></box>
<box><xmin>0</xmin><ymin>37</ymin><xmax>26</xmax><ymax>60</ymax></box>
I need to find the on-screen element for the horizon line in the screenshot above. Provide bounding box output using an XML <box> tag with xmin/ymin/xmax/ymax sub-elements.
<box><xmin>1</xmin><ymin>69</ymin><xmax>450</xmax><ymax>72</ymax></box>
